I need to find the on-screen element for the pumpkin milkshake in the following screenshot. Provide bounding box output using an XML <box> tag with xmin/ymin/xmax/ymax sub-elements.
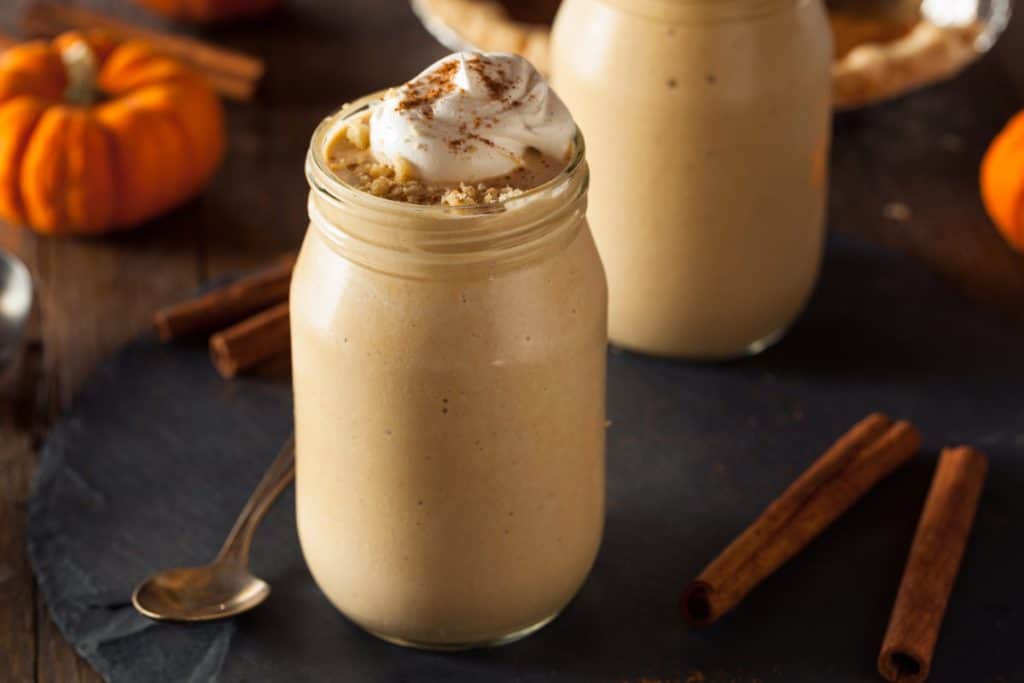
<box><xmin>292</xmin><ymin>53</ymin><xmax>607</xmax><ymax>649</ymax></box>
<box><xmin>552</xmin><ymin>0</ymin><xmax>833</xmax><ymax>358</ymax></box>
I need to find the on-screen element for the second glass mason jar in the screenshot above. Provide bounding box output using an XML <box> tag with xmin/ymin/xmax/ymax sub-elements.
<box><xmin>551</xmin><ymin>0</ymin><xmax>833</xmax><ymax>358</ymax></box>
<box><xmin>291</xmin><ymin>97</ymin><xmax>608</xmax><ymax>650</ymax></box>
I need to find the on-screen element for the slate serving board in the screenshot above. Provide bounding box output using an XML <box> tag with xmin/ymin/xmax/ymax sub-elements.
<box><xmin>28</xmin><ymin>235</ymin><xmax>1024</xmax><ymax>683</ymax></box>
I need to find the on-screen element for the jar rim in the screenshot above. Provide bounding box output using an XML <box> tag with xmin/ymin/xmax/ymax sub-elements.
<box><xmin>305</xmin><ymin>91</ymin><xmax>587</xmax><ymax>220</ymax></box>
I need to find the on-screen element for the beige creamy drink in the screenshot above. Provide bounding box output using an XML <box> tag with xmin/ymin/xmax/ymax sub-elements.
<box><xmin>552</xmin><ymin>0</ymin><xmax>833</xmax><ymax>358</ymax></box>
<box><xmin>292</xmin><ymin>53</ymin><xmax>607</xmax><ymax>649</ymax></box>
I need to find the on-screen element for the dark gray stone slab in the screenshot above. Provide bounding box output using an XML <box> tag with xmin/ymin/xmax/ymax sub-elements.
<box><xmin>28</xmin><ymin>236</ymin><xmax>1024</xmax><ymax>682</ymax></box>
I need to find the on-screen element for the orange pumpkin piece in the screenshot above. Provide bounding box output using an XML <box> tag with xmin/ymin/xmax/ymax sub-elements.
<box><xmin>133</xmin><ymin>0</ymin><xmax>281</xmax><ymax>23</ymax></box>
<box><xmin>0</xmin><ymin>31</ymin><xmax>225</xmax><ymax>236</ymax></box>
<box><xmin>981</xmin><ymin>110</ymin><xmax>1024</xmax><ymax>254</ymax></box>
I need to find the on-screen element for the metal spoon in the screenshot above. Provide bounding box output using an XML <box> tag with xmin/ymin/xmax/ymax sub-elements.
<box><xmin>0</xmin><ymin>250</ymin><xmax>33</xmax><ymax>372</ymax></box>
<box><xmin>132</xmin><ymin>437</ymin><xmax>295</xmax><ymax>621</ymax></box>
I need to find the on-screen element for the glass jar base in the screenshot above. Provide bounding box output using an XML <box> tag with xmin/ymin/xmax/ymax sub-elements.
<box><xmin>365</xmin><ymin>611</ymin><xmax>561</xmax><ymax>652</ymax></box>
<box><xmin>609</xmin><ymin>324</ymin><xmax>789</xmax><ymax>361</ymax></box>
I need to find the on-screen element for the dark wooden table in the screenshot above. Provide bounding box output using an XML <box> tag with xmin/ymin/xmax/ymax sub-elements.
<box><xmin>0</xmin><ymin>1</ymin><xmax>1021</xmax><ymax>680</ymax></box>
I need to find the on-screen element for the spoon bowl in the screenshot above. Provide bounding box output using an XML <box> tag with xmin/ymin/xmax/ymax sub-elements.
<box><xmin>132</xmin><ymin>437</ymin><xmax>295</xmax><ymax>622</ymax></box>
<box><xmin>0</xmin><ymin>250</ymin><xmax>33</xmax><ymax>371</ymax></box>
<box><xmin>132</xmin><ymin>564</ymin><xmax>271</xmax><ymax>622</ymax></box>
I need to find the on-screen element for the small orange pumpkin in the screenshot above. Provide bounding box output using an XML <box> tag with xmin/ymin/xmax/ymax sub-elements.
<box><xmin>133</xmin><ymin>0</ymin><xmax>281</xmax><ymax>23</ymax></box>
<box><xmin>981</xmin><ymin>110</ymin><xmax>1024</xmax><ymax>254</ymax></box>
<box><xmin>0</xmin><ymin>31</ymin><xmax>225</xmax><ymax>236</ymax></box>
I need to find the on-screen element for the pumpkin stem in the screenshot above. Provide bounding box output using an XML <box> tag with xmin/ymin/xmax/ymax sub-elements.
<box><xmin>60</xmin><ymin>39</ymin><xmax>99</xmax><ymax>107</ymax></box>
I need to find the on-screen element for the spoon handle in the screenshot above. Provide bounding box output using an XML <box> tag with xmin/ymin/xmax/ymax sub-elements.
<box><xmin>216</xmin><ymin>436</ymin><xmax>296</xmax><ymax>568</ymax></box>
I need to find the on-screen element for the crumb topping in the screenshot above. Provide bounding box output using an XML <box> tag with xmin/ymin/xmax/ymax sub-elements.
<box><xmin>326</xmin><ymin>112</ymin><xmax>552</xmax><ymax>206</ymax></box>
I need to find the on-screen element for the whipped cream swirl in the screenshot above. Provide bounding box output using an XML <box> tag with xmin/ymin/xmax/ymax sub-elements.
<box><xmin>369</xmin><ymin>52</ymin><xmax>575</xmax><ymax>184</ymax></box>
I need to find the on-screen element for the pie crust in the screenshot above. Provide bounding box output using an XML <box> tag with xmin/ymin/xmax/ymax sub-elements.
<box><xmin>411</xmin><ymin>0</ymin><xmax>988</xmax><ymax>109</ymax></box>
<box><xmin>832</xmin><ymin>19</ymin><xmax>982</xmax><ymax>108</ymax></box>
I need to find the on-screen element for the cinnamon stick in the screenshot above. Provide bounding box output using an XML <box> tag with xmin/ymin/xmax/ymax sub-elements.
<box><xmin>23</xmin><ymin>3</ymin><xmax>264</xmax><ymax>101</ymax></box>
<box><xmin>209</xmin><ymin>302</ymin><xmax>290</xmax><ymax>379</ymax></box>
<box><xmin>681</xmin><ymin>413</ymin><xmax>921</xmax><ymax>625</ymax></box>
<box><xmin>878</xmin><ymin>446</ymin><xmax>988</xmax><ymax>683</ymax></box>
<box><xmin>153</xmin><ymin>254</ymin><xmax>295</xmax><ymax>342</ymax></box>
<box><xmin>186</xmin><ymin>65</ymin><xmax>258</xmax><ymax>103</ymax></box>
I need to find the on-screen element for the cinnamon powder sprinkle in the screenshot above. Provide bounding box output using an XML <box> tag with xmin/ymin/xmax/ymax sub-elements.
<box><xmin>466</xmin><ymin>54</ymin><xmax>512</xmax><ymax>101</ymax></box>
<box><xmin>396</xmin><ymin>59</ymin><xmax>460</xmax><ymax>119</ymax></box>
<box><xmin>397</xmin><ymin>55</ymin><xmax>528</xmax><ymax>152</ymax></box>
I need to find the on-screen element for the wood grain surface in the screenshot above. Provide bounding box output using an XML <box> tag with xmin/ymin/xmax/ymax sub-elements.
<box><xmin>0</xmin><ymin>0</ymin><xmax>1021</xmax><ymax>680</ymax></box>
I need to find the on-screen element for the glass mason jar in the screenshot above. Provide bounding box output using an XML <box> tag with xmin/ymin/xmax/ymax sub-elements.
<box><xmin>292</xmin><ymin>96</ymin><xmax>608</xmax><ymax>650</ymax></box>
<box><xmin>551</xmin><ymin>0</ymin><xmax>833</xmax><ymax>358</ymax></box>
